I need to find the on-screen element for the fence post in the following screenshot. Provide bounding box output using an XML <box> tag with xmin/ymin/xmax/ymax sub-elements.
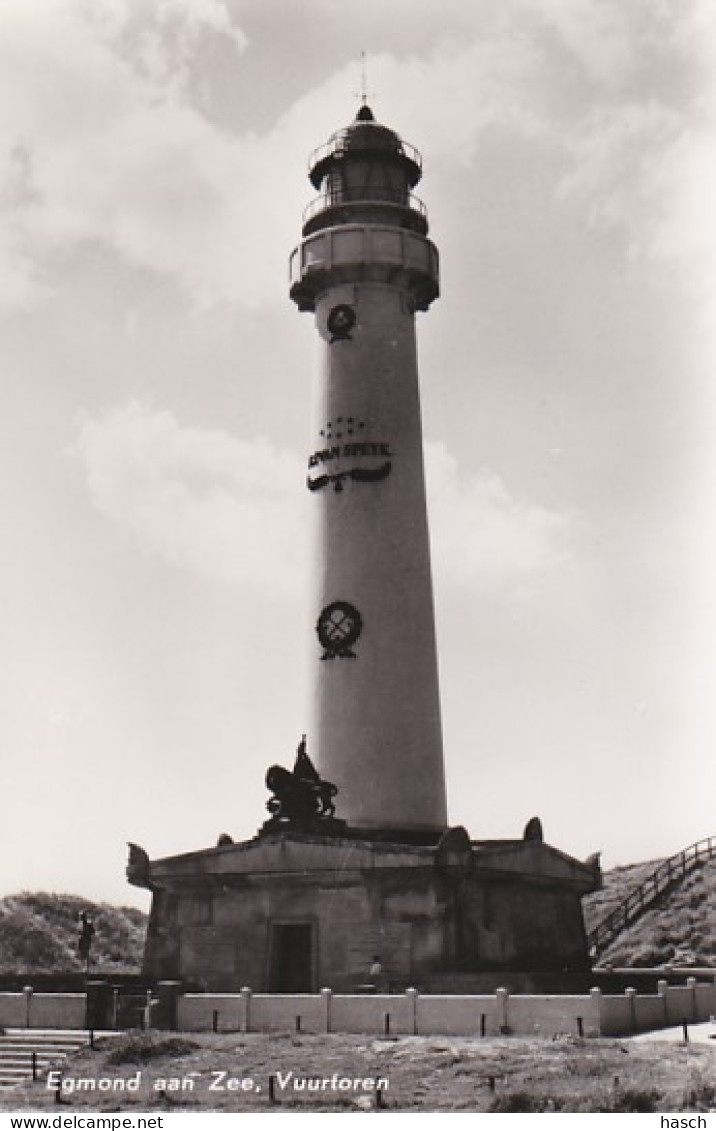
<box><xmin>687</xmin><ymin>977</ymin><xmax>697</xmax><ymax>1021</ymax></box>
<box><xmin>405</xmin><ymin>987</ymin><xmax>418</xmax><ymax>1036</ymax></box>
<box><xmin>495</xmin><ymin>987</ymin><xmax>510</xmax><ymax>1035</ymax></box>
<box><xmin>589</xmin><ymin>987</ymin><xmax>602</xmax><ymax>1036</ymax></box>
<box><xmin>144</xmin><ymin>989</ymin><xmax>153</xmax><ymax>1030</ymax></box>
<box><xmin>321</xmin><ymin>987</ymin><xmax>332</xmax><ymax>1034</ymax></box>
<box><xmin>625</xmin><ymin>987</ymin><xmax>637</xmax><ymax>1033</ymax></box>
<box><xmin>240</xmin><ymin>987</ymin><xmax>252</xmax><ymax>1034</ymax></box>
<box><xmin>657</xmin><ymin>979</ymin><xmax>669</xmax><ymax>1026</ymax></box>
<box><xmin>23</xmin><ymin>986</ymin><xmax>33</xmax><ymax>1029</ymax></box>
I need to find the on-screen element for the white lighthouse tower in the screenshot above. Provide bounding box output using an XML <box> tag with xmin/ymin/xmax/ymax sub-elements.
<box><xmin>130</xmin><ymin>100</ymin><xmax>601</xmax><ymax>995</ymax></box>
<box><xmin>290</xmin><ymin>104</ymin><xmax>447</xmax><ymax>836</ymax></box>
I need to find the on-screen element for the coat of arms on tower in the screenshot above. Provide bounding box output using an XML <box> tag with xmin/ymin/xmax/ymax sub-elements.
<box><xmin>327</xmin><ymin>303</ymin><xmax>356</xmax><ymax>342</ymax></box>
<box><xmin>317</xmin><ymin>600</ymin><xmax>363</xmax><ymax>659</ymax></box>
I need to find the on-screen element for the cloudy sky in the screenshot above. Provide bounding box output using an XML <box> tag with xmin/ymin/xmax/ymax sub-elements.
<box><xmin>2</xmin><ymin>0</ymin><xmax>714</xmax><ymax>908</ymax></box>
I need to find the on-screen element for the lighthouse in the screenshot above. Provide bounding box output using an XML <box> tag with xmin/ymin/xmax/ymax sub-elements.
<box><xmin>128</xmin><ymin>101</ymin><xmax>601</xmax><ymax>997</ymax></box>
<box><xmin>290</xmin><ymin>104</ymin><xmax>447</xmax><ymax>836</ymax></box>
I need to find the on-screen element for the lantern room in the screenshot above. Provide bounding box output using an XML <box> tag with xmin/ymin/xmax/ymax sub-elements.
<box><xmin>302</xmin><ymin>105</ymin><xmax>428</xmax><ymax>237</ymax></box>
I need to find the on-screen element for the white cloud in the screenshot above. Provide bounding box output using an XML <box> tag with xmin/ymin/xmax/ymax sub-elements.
<box><xmin>74</xmin><ymin>405</ymin><xmax>568</xmax><ymax>602</ymax></box>
<box><xmin>362</xmin><ymin>42</ymin><xmax>548</xmax><ymax>164</ymax></box>
<box><xmin>426</xmin><ymin>441</ymin><xmax>571</xmax><ymax>593</ymax></box>
<box><xmin>0</xmin><ymin>0</ymin><xmax>262</xmax><ymax>310</ymax></box>
<box><xmin>532</xmin><ymin>0</ymin><xmax>635</xmax><ymax>86</ymax></box>
<box><xmin>0</xmin><ymin>3</ymin><xmax>556</xmax><ymax>313</ymax></box>
<box><xmin>75</xmin><ymin>402</ymin><xmax>307</xmax><ymax>595</ymax></box>
<box><xmin>0</xmin><ymin>225</ymin><xmax>47</xmax><ymax>312</ymax></box>
<box><xmin>551</xmin><ymin>3</ymin><xmax>716</xmax><ymax>328</ymax></box>
<box><xmin>556</xmin><ymin>100</ymin><xmax>681</xmax><ymax>227</ymax></box>
<box><xmin>1</xmin><ymin>0</ymin><xmax>710</xmax><ymax>325</ymax></box>
<box><xmin>640</xmin><ymin>96</ymin><xmax>716</xmax><ymax>329</ymax></box>
<box><xmin>81</xmin><ymin>0</ymin><xmax>248</xmax><ymax>90</ymax></box>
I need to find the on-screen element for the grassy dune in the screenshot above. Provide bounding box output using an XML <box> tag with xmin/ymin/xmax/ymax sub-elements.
<box><xmin>583</xmin><ymin>857</ymin><xmax>716</xmax><ymax>968</ymax></box>
<box><xmin>3</xmin><ymin>1031</ymin><xmax>715</xmax><ymax>1113</ymax></box>
<box><xmin>0</xmin><ymin>893</ymin><xmax>145</xmax><ymax>975</ymax></box>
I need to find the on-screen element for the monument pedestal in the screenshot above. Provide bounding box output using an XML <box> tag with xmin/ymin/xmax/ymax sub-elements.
<box><xmin>128</xmin><ymin>827</ymin><xmax>600</xmax><ymax>992</ymax></box>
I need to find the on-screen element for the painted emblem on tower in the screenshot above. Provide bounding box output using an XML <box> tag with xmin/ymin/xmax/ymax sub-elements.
<box><xmin>327</xmin><ymin>303</ymin><xmax>356</xmax><ymax>342</ymax></box>
<box><xmin>307</xmin><ymin>419</ymin><xmax>393</xmax><ymax>492</ymax></box>
<box><xmin>317</xmin><ymin>600</ymin><xmax>363</xmax><ymax>660</ymax></box>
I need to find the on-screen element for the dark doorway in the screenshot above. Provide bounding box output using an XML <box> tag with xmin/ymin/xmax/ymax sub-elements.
<box><xmin>269</xmin><ymin>923</ymin><xmax>314</xmax><ymax>992</ymax></box>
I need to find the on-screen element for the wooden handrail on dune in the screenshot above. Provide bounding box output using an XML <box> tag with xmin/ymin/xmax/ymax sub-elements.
<box><xmin>587</xmin><ymin>835</ymin><xmax>716</xmax><ymax>959</ymax></box>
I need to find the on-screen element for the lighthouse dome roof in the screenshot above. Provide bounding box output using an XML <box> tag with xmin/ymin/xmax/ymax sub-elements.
<box><xmin>356</xmin><ymin>104</ymin><xmax>375</xmax><ymax>122</ymax></box>
<box><xmin>343</xmin><ymin>105</ymin><xmax>401</xmax><ymax>153</ymax></box>
<box><xmin>307</xmin><ymin>106</ymin><xmax>422</xmax><ymax>189</ymax></box>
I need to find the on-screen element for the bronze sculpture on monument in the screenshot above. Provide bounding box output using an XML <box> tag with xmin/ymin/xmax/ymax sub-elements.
<box><xmin>262</xmin><ymin>736</ymin><xmax>341</xmax><ymax>833</ymax></box>
<box><xmin>128</xmin><ymin>101</ymin><xmax>601</xmax><ymax>994</ymax></box>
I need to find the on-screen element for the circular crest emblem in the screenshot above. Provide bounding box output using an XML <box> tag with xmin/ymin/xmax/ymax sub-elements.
<box><xmin>317</xmin><ymin>600</ymin><xmax>363</xmax><ymax>660</ymax></box>
<box><xmin>327</xmin><ymin>304</ymin><xmax>356</xmax><ymax>342</ymax></box>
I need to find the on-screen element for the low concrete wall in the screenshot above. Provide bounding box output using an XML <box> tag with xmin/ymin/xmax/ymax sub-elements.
<box><xmin>251</xmin><ymin>994</ymin><xmax>327</xmax><ymax>1033</ymax></box>
<box><xmin>177</xmin><ymin>993</ymin><xmax>246</xmax><ymax>1033</ymax></box>
<box><xmin>329</xmin><ymin>993</ymin><xmax>415</xmax><ymax>1035</ymax></box>
<box><xmin>507</xmin><ymin>993</ymin><xmax>598</xmax><ymax>1038</ymax></box>
<box><xmin>3</xmin><ymin>977</ymin><xmax>714</xmax><ymax>1038</ymax></box>
<box><xmin>629</xmin><ymin>994</ymin><xmax>664</xmax><ymax>1032</ymax></box>
<box><xmin>598</xmin><ymin>992</ymin><xmax>632</xmax><ymax>1035</ymax></box>
<box><xmin>30</xmin><ymin>993</ymin><xmax>86</xmax><ymax>1029</ymax></box>
<box><xmin>695</xmin><ymin>983</ymin><xmax>713</xmax><ymax>1016</ymax></box>
<box><xmin>0</xmin><ymin>993</ymin><xmax>29</xmax><ymax>1027</ymax></box>
<box><xmin>416</xmin><ymin>994</ymin><xmax>495</xmax><ymax>1036</ymax></box>
<box><xmin>596</xmin><ymin>978</ymin><xmax>716</xmax><ymax>1036</ymax></box>
<box><xmin>0</xmin><ymin>992</ymin><xmax>86</xmax><ymax>1029</ymax></box>
<box><xmin>664</xmin><ymin>985</ymin><xmax>696</xmax><ymax>1026</ymax></box>
<box><xmin>174</xmin><ymin>980</ymin><xmax>716</xmax><ymax>1038</ymax></box>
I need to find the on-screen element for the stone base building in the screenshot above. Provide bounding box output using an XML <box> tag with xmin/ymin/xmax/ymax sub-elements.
<box><xmin>128</xmin><ymin>827</ymin><xmax>600</xmax><ymax>992</ymax></box>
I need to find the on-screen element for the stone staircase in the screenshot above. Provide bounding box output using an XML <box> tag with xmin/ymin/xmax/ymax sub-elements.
<box><xmin>0</xmin><ymin>1029</ymin><xmax>91</xmax><ymax>1091</ymax></box>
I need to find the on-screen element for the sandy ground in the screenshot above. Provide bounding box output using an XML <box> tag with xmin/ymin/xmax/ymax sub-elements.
<box><xmin>629</xmin><ymin>1020</ymin><xmax>716</xmax><ymax>1045</ymax></box>
<box><xmin>1</xmin><ymin>1029</ymin><xmax>715</xmax><ymax>1113</ymax></box>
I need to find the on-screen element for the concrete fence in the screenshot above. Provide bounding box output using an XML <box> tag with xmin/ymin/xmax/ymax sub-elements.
<box><xmin>172</xmin><ymin>977</ymin><xmax>715</xmax><ymax>1038</ymax></box>
<box><xmin>0</xmin><ymin>978</ymin><xmax>712</xmax><ymax>1038</ymax></box>
<box><xmin>0</xmin><ymin>990</ymin><xmax>86</xmax><ymax>1030</ymax></box>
